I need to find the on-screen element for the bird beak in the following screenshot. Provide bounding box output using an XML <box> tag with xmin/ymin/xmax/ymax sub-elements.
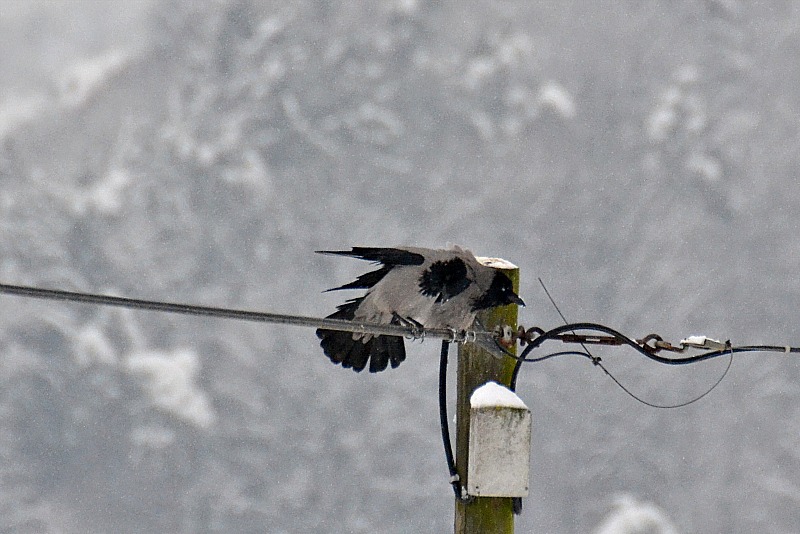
<box><xmin>510</xmin><ymin>294</ymin><xmax>525</xmax><ymax>307</ymax></box>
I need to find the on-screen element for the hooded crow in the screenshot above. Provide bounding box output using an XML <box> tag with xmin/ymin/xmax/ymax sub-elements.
<box><xmin>316</xmin><ymin>246</ymin><xmax>525</xmax><ymax>373</ymax></box>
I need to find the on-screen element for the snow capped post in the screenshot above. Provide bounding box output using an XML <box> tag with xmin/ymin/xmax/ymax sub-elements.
<box><xmin>455</xmin><ymin>257</ymin><xmax>522</xmax><ymax>533</ymax></box>
<box><xmin>467</xmin><ymin>382</ymin><xmax>531</xmax><ymax>498</ymax></box>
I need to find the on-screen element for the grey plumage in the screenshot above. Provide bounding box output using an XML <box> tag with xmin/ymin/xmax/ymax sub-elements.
<box><xmin>316</xmin><ymin>246</ymin><xmax>524</xmax><ymax>373</ymax></box>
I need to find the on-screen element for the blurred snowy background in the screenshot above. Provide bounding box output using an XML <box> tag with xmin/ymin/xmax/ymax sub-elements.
<box><xmin>1</xmin><ymin>1</ymin><xmax>800</xmax><ymax>532</ymax></box>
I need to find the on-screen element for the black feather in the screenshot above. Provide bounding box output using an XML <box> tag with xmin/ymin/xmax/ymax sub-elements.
<box><xmin>372</xmin><ymin>316</ymin><xmax>406</xmax><ymax>372</ymax></box>
<box><xmin>418</xmin><ymin>258</ymin><xmax>470</xmax><ymax>303</ymax></box>
<box><xmin>369</xmin><ymin>335</ymin><xmax>391</xmax><ymax>373</ymax></box>
<box><xmin>324</xmin><ymin>265</ymin><xmax>393</xmax><ymax>292</ymax></box>
<box><xmin>316</xmin><ymin>297</ymin><xmax>406</xmax><ymax>373</ymax></box>
<box><xmin>316</xmin><ymin>247</ymin><xmax>425</xmax><ymax>266</ymax></box>
<box><xmin>388</xmin><ymin>336</ymin><xmax>405</xmax><ymax>368</ymax></box>
<box><xmin>343</xmin><ymin>338</ymin><xmax>371</xmax><ymax>372</ymax></box>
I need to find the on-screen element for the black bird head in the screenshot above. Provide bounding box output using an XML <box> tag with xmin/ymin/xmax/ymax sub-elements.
<box><xmin>472</xmin><ymin>271</ymin><xmax>525</xmax><ymax>311</ymax></box>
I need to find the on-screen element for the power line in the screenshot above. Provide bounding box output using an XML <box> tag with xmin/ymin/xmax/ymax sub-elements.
<box><xmin>3</xmin><ymin>281</ymin><xmax>799</xmax><ymax>369</ymax></box>
<box><xmin>0</xmin><ymin>282</ymin><xmax>490</xmax><ymax>342</ymax></box>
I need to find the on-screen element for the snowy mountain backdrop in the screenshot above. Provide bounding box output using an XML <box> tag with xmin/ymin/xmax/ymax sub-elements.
<box><xmin>1</xmin><ymin>1</ymin><xmax>800</xmax><ymax>532</ymax></box>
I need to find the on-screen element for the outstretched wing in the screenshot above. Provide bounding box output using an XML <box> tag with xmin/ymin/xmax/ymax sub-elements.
<box><xmin>317</xmin><ymin>247</ymin><xmax>426</xmax><ymax>291</ymax></box>
<box><xmin>316</xmin><ymin>247</ymin><xmax>426</xmax><ymax>266</ymax></box>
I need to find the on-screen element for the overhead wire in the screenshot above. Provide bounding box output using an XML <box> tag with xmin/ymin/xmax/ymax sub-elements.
<box><xmin>1</xmin><ymin>281</ymin><xmax>798</xmax><ymax>407</ymax></box>
<box><xmin>0</xmin><ymin>282</ymin><xmax>486</xmax><ymax>342</ymax></box>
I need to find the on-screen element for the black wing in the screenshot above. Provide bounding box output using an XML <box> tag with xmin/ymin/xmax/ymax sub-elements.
<box><xmin>316</xmin><ymin>247</ymin><xmax>426</xmax><ymax>266</ymax></box>
<box><xmin>316</xmin><ymin>298</ymin><xmax>406</xmax><ymax>373</ymax></box>
<box><xmin>317</xmin><ymin>247</ymin><xmax>426</xmax><ymax>291</ymax></box>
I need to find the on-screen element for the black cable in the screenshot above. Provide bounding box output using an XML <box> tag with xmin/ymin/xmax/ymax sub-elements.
<box><xmin>515</xmin><ymin>278</ymin><xmax>600</xmax><ymax>389</ymax></box>
<box><xmin>511</xmin><ymin>349</ymin><xmax>591</xmax><ymax>390</ymax></box>
<box><xmin>512</xmin><ymin>280</ymin><xmax>744</xmax><ymax>405</ymax></box>
<box><xmin>438</xmin><ymin>340</ymin><xmax>462</xmax><ymax>500</ymax></box>
<box><xmin>510</xmin><ymin>350</ymin><xmax>524</xmax><ymax>392</ymax></box>
<box><xmin>519</xmin><ymin>322</ymin><xmax>721</xmax><ymax>364</ymax></box>
<box><xmin>438</xmin><ymin>339</ymin><xmax>521</xmax><ymax>512</ymax></box>
<box><xmin>525</xmin><ymin>350</ymin><xmax>596</xmax><ymax>363</ymax></box>
<box><xmin>511</xmin><ymin>325</ymin><xmax>745</xmax><ymax>408</ymax></box>
<box><xmin>516</xmin><ymin>323</ymin><xmax>800</xmax><ymax>364</ymax></box>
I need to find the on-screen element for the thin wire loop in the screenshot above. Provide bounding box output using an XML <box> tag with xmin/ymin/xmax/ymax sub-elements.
<box><xmin>595</xmin><ymin>351</ymin><xmax>734</xmax><ymax>409</ymax></box>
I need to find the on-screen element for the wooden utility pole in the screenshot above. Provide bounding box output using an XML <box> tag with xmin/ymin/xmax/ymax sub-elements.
<box><xmin>454</xmin><ymin>259</ymin><xmax>521</xmax><ymax>533</ymax></box>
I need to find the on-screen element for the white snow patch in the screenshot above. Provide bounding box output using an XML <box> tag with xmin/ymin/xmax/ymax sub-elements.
<box><xmin>255</xmin><ymin>15</ymin><xmax>287</xmax><ymax>43</ymax></box>
<box><xmin>88</xmin><ymin>166</ymin><xmax>132</xmax><ymax>214</ymax></box>
<box><xmin>58</xmin><ymin>49</ymin><xmax>133</xmax><ymax>108</ymax></box>
<box><xmin>345</xmin><ymin>102</ymin><xmax>404</xmax><ymax>146</ymax></box>
<box><xmin>0</xmin><ymin>93</ymin><xmax>51</xmax><ymax>139</ymax></box>
<box><xmin>221</xmin><ymin>149</ymin><xmax>273</xmax><ymax>195</ymax></box>
<box><xmin>682</xmin><ymin>94</ymin><xmax>707</xmax><ymax>132</ymax></box>
<box><xmin>126</xmin><ymin>348</ymin><xmax>216</xmax><ymax>429</ymax></box>
<box><xmin>496</xmin><ymin>32</ymin><xmax>534</xmax><ymax>66</ymax></box>
<box><xmin>538</xmin><ymin>81</ymin><xmax>577</xmax><ymax>119</ymax></box>
<box><xmin>475</xmin><ymin>256</ymin><xmax>518</xmax><ymax>270</ymax></box>
<box><xmin>675</xmin><ymin>64</ymin><xmax>699</xmax><ymax>85</ymax></box>
<box><xmin>65</xmin><ymin>166</ymin><xmax>133</xmax><ymax>216</ymax></box>
<box><xmin>686</xmin><ymin>153</ymin><xmax>722</xmax><ymax>182</ymax></box>
<box><xmin>465</xmin><ymin>57</ymin><xmax>499</xmax><ymax>90</ymax></box>
<box><xmin>130</xmin><ymin>424</ymin><xmax>176</xmax><ymax>449</ymax></box>
<box><xmin>392</xmin><ymin>0</ymin><xmax>419</xmax><ymax>14</ymax></box>
<box><xmin>647</xmin><ymin>65</ymin><xmax>706</xmax><ymax>142</ymax></box>
<box><xmin>593</xmin><ymin>494</ymin><xmax>680</xmax><ymax>534</ymax></box>
<box><xmin>73</xmin><ymin>325</ymin><xmax>117</xmax><ymax>366</ymax></box>
<box><xmin>647</xmin><ymin>107</ymin><xmax>676</xmax><ymax>141</ymax></box>
<box><xmin>471</xmin><ymin>381</ymin><xmax>527</xmax><ymax>410</ymax></box>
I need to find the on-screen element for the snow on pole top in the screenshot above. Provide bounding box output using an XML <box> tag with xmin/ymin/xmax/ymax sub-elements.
<box><xmin>470</xmin><ymin>381</ymin><xmax>528</xmax><ymax>410</ymax></box>
<box><xmin>475</xmin><ymin>256</ymin><xmax>518</xmax><ymax>270</ymax></box>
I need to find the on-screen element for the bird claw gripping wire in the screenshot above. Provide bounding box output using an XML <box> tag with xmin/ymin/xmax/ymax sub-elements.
<box><xmin>451</xmin><ymin>327</ymin><xmax>478</xmax><ymax>344</ymax></box>
<box><xmin>393</xmin><ymin>313</ymin><xmax>426</xmax><ymax>341</ymax></box>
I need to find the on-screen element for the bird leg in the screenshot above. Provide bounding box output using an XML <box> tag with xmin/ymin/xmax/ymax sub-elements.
<box><xmin>392</xmin><ymin>313</ymin><xmax>425</xmax><ymax>340</ymax></box>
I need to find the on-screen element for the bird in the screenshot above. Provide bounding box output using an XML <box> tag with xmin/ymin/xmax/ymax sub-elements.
<box><xmin>316</xmin><ymin>246</ymin><xmax>525</xmax><ymax>373</ymax></box>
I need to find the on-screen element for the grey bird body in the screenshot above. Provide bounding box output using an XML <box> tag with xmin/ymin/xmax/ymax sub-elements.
<box><xmin>316</xmin><ymin>246</ymin><xmax>524</xmax><ymax>373</ymax></box>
